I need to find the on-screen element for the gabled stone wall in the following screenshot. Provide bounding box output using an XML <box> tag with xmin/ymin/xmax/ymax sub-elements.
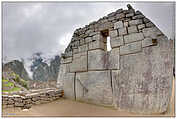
<box><xmin>57</xmin><ymin>4</ymin><xmax>174</xmax><ymax>114</ymax></box>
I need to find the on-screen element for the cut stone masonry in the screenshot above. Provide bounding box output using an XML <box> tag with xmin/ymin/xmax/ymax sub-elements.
<box><xmin>57</xmin><ymin>4</ymin><xmax>174</xmax><ymax>114</ymax></box>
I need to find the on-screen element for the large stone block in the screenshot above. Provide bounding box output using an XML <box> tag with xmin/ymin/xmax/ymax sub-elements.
<box><xmin>70</xmin><ymin>52</ymin><xmax>87</xmax><ymax>72</ymax></box>
<box><xmin>88</xmin><ymin>49</ymin><xmax>108</xmax><ymax>70</ymax></box>
<box><xmin>118</xmin><ymin>27</ymin><xmax>127</xmax><ymax>36</ymax></box>
<box><xmin>142</xmin><ymin>27</ymin><xmax>163</xmax><ymax>39</ymax></box>
<box><xmin>129</xmin><ymin>19</ymin><xmax>143</xmax><ymax>26</ymax></box>
<box><xmin>79</xmin><ymin>39</ymin><xmax>85</xmax><ymax>45</ymax></box>
<box><xmin>110</xmin><ymin>36</ymin><xmax>124</xmax><ymax>48</ymax></box>
<box><xmin>98</xmin><ymin>22</ymin><xmax>113</xmax><ymax>31</ymax></box>
<box><xmin>85</xmin><ymin>37</ymin><xmax>93</xmax><ymax>43</ymax></box>
<box><xmin>114</xmin><ymin>21</ymin><xmax>123</xmax><ymax>29</ymax></box>
<box><xmin>57</xmin><ymin>64</ymin><xmax>70</xmax><ymax>88</ymax></box>
<box><xmin>120</xmin><ymin>41</ymin><xmax>142</xmax><ymax>55</ymax></box>
<box><xmin>75</xmin><ymin>71</ymin><xmax>113</xmax><ymax>106</ymax></box>
<box><xmin>88</xmin><ymin>40</ymin><xmax>105</xmax><ymax>50</ymax></box>
<box><xmin>108</xmin><ymin>48</ymin><xmax>120</xmax><ymax>70</ymax></box>
<box><xmin>124</xmin><ymin>33</ymin><xmax>144</xmax><ymax>44</ymax></box>
<box><xmin>111</xmin><ymin>70</ymin><xmax>120</xmax><ymax>108</ymax></box>
<box><xmin>110</xmin><ymin>30</ymin><xmax>118</xmax><ymax>38</ymax></box>
<box><xmin>63</xmin><ymin>73</ymin><xmax>75</xmax><ymax>99</ymax></box>
<box><xmin>142</xmin><ymin>37</ymin><xmax>156</xmax><ymax>48</ymax></box>
<box><xmin>138</xmin><ymin>24</ymin><xmax>145</xmax><ymax>30</ymax></box>
<box><xmin>60</xmin><ymin>57</ymin><xmax>72</xmax><ymax>64</ymax></box>
<box><xmin>126</xmin><ymin>13</ymin><xmax>134</xmax><ymax>17</ymax></box>
<box><xmin>78</xmin><ymin>44</ymin><xmax>88</xmax><ymax>53</ymax></box>
<box><xmin>127</xmin><ymin>26</ymin><xmax>138</xmax><ymax>34</ymax></box>
<box><xmin>116</xmin><ymin>37</ymin><xmax>174</xmax><ymax>114</ymax></box>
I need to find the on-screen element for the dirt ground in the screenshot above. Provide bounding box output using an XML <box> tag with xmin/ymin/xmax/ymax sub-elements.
<box><xmin>2</xmin><ymin>80</ymin><xmax>175</xmax><ymax>117</ymax></box>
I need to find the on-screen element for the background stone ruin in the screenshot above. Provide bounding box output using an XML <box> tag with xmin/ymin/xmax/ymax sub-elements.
<box><xmin>57</xmin><ymin>4</ymin><xmax>174</xmax><ymax>114</ymax></box>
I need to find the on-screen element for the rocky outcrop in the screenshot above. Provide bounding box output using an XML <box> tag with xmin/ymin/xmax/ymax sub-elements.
<box><xmin>57</xmin><ymin>4</ymin><xmax>174</xmax><ymax>114</ymax></box>
<box><xmin>32</xmin><ymin>55</ymin><xmax>60</xmax><ymax>81</ymax></box>
<box><xmin>3</xmin><ymin>60</ymin><xmax>31</xmax><ymax>81</ymax></box>
<box><xmin>33</xmin><ymin>62</ymin><xmax>50</xmax><ymax>81</ymax></box>
<box><xmin>49</xmin><ymin>55</ymin><xmax>61</xmax><ymax>80</ymax></box>
<box><xmin>2</xmin><ymin>68</ymin><xmax>28</xmax><ymax>92</ymax></box>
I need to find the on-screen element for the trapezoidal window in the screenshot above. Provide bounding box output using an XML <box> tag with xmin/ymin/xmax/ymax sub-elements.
<box><xmin>101</xmin><ymin>29</ymin><xmax>112</xmax><ymax>51</ymax></box>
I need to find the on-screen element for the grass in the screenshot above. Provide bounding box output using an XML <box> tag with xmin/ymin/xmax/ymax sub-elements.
<box><xmin>3</xmin><ymin>81</ymin><xmax>14</xmax><ymax>87</ymax></box>
<box><xmin>2</xmin><ymin>77</ymin><xmax>21</xmax><ymax>93</ymax></box>
<box><xmin>2</xmin><ymin>87</ymin><xmax>21</xmax><ymax>92</ymax></box>
<box><xmin>12</xmin><ymin>73</ymin><xmax>28</xmax><ymax>89</ymax></box>
<box><xmin>2</xmin><ymin>79</ymin><xmax>8</xmax><ymax>82</ymax></box>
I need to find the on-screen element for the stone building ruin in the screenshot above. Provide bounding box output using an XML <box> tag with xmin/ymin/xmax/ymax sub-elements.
<box><xmin>57</xmin><ymin>4</ymin><xmax>174</xmax><ymax>114</ymax></box>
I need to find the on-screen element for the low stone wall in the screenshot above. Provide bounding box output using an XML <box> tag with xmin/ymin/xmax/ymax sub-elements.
<box><xmin>2</xmin><ymin>88</ymin><xmax>64</xmax><ymax>109</ymax></box>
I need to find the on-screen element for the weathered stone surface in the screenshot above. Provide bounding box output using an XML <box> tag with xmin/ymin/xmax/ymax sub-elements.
<box><xmin>111</xmin><ymin>70</ymin><xmax>120</xmax><ymax>108</ymax></box>
<box><xmin>127</xmin><ymin>26</ymin><xmax>138</xmax><ymax>33</ymax></box>
<box><xmin>129</xmin><ymin>19</ymin><xmax>143</xmax><ymax>26</ymax></box>
<box><xmin>114</xmin><ymin>21</ymin><xmax>123</xmax><ymax>29</ymax></box>
<box><xmin>79</xmin><ymin>39</ymin><xmax>85</xmax><ymax>45</ymax></box>
<box><xmin>145</xmin><ymin>22</ymin><xmax>155</xmax><ymax>27</ymax></box>
<box><xmin>118</xmin><ymin>27</ymin><xmax>127</xmax><ymax>36</ymax></box>
<box><xmin>88</xmin><ymin>49</ymin><xmax>108</xmax><ymax>70</ymax></box>
<box><xmin>88</xmin><ymin>39</ymin><xmax>105</xmax><ymax>50</ymax></box>
<box><xmin>63</xmin><ymin>73</ymin><xmax>75</xmax><ymax>99</ymax></box>
<box><xmin>110</xmin><ymin>36</ymin><xmax>124</xmax><ymax>48</ymax></box>
<box><xmin>124</xmin><ymin>33</ymin><xmax>144</xmax><ymax>44</ymax></box>
<box><xmin>124</xmin><ymin>22</ymin><xmax>129</xmax><ymax>27</ymax></box>
<box><xmin>115</xmin><ymin>13</ymin><xmax>125</xmax><ymax>19</ymax></box>
<box><xmin>60</xmin><ymin>57</ymin><xmax>72</xmax><ymax>64</ymax></box>
<box><xmin>75</xmin><ymin>71</ymin><xmax>113</xmax><ymax>106</ymax></box>
<box><xmin>110</xmin><ymin>30</ymin><xmax>118</xmax><ymax>38</ymax></box>
<box><xmin>78</xmin><ymin>44</ymin><xmax>88</xmax><ymax>53</ymax></box>
<box><xmin>58</xmin><ymin>5</ymin><xmax>174</xmax><ymax>115</ymax></box>
<box><xmin>132</xmin><ymin>14</ymin><xmax>145</xmax><ymax>19</ymax></box>
<box><xmin>142</xmin><ymin>37</ymin><xmax>155</xmax><ymax>48</ymax></box>
<box><xmin>143</xmin><ymin>18</ymin><xmax>150</xmax><ymax>23</ymax></box>
<box><xmin>142</xmin><ymin>27</ymin><xmax>162</xmax><ymax>39</ymax></box>
<box><xmin>117</xmin><ymin>37</ymin><xmax>174</xmax><ymax>114</ymax></box>
<box><xmin>138</xmin><ymin>24</ymin><xmax>145</xmax><ymax>30</ymax></box>
<box><xmin>57</xmin><ymin>64</ymin><xmax>70</xmax><ymax>88</ymax></box>
<box><xmin>108</xmin><ymin>48</ymin><xmax>120</xmax><ymax>69</ymax></box>
<box><xmin>120</xmin><ymin>41</ymin><xmax>142</xmax><ymax>55</ymax></box>
<box><xmin>70</xmin><ymin>52</ymin><xmax>87</xmax><ymax>72</ymax></box>
<box><xmin>126</xmin><ymin>13</ymin><xmax>134</xmax><ymax>17</ymax></box>
<box><xmin>85</xmin><ymin>37</ymin><xmax>92</xmax><ymax>43</ymax></box>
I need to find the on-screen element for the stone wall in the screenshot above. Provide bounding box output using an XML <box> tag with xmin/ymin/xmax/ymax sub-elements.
<box><xmin>2</xmin><ymin>88</ymin><xmax>64</xmax><ymax>109</ymax></box>
<box><xmin>57</xmin><ymin>4</ymin><xmax>174</xmax><ymax>114</ymax></box>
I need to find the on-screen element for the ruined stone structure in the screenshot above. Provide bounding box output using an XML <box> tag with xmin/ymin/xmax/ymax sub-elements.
<box><xmin>2</xmin><ymin>88</ymin><xmax>64</xmax><ymax>109</ymax></box>
<box><xmin>57</xmin><ymin>4</ymin><xmax>174</xmax><ymax>114</ymax></box>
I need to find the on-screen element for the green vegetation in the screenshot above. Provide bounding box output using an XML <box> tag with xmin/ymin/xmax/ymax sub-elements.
<box><xmin>2</xmin><ymin>87</ymin><xmax>21</xmax><ymax>92</ymax></box>
<box><xmin>3</xmin><ymin>81</ymin><xmax>14</xmax><ymax>87</ymax></box>
<box><xmin>12</xmin><ymin>73</ymin><xmax>28</xmax><ymax>89</ymax></box>
<box><xmin>2</xmin><ymin>77</ymin><xmax>21</xmax><ymax>92</ymax></box>
<box><xmin>2</xmin><ymin>78</ymin><xmax>8</xmax><ymax>82</ymax></box>
<box><xmin>2</xmin><ymin>71</ymin><xmax>28</xmax><ymax>93</ymax></box>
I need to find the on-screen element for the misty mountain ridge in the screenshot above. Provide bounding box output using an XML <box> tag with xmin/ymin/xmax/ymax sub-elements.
<box><xmin>3</xmin><ymin>52</ymin><xmax>61</xmax><ymax>81</ymax></box>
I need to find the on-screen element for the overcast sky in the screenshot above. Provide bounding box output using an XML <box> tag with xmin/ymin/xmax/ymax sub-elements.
<box><xmin>2</xmin><ymin>2</ymin><xmax>175</xmax><ymax>62</ymax></box>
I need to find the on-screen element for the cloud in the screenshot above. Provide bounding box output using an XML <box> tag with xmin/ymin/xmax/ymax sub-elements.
<box><xmin>2</xmin><ymin>2</ymin><xmax>175</xmax><ymax>62</ymax></box>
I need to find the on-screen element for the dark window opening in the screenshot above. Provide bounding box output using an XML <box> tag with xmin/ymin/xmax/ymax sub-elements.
<box><xmin>101</xmin><ymin>29</ymin><xmax>112</xmax><ymax>51</ymax></box>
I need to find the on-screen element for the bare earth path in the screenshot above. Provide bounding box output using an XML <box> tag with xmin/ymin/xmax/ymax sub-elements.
<box><xmin>2</xmin><ymin>80</ymin><xmax>175</xmax><ymax>117</ymax></box>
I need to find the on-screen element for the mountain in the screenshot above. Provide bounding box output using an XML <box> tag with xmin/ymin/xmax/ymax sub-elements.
<box><xmin>3</xmin><ymin>60</ymin><xmax>31</xmax><ymax>81</ymax></box>
<box><xmin>2</xmin><ymin>68</ymin><xmax>28</xmax><ymax>92</ymax></box>
<box><xmin>49</xmin><ymin>55</ymin><xmax>61</xmax><ymax>80</ymax></box>
<box><xmin>31</xmin><ymin>54</ymin><xmax>61</xmax><ymax>81</ymax></box>
<box><xmin>3</xmin><ymin>53</ymin><xmax>61</xmax><ymax>82</ymax></box>
<box><xmin>33</xmin><ymin>62</ymin><xmax>50</xmax><ymax>81</ymax></box>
